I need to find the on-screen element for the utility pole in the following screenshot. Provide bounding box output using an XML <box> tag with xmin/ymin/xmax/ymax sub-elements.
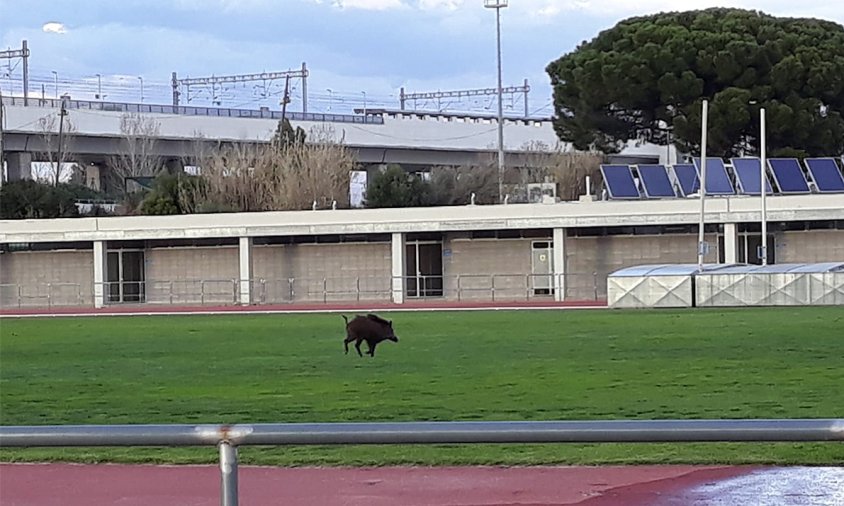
<box><xmin>55</xmin><ymin>96</ymin><xmax>68</xmax><ymax>186</ymax></box>
<box><xmin>280</xmin><ymin>74</ymin><xmax>291</xmax><ymax>122</ymax></box>
<box><xmin>22</xmin><ymin>40</ymin><xmax>29</xmax><ymax>105</ymax></box>
<box><xmin>0</xmin><ymin>90</ymin><xmax>5</xmax><ymax>186</ymax></box>
<box><xmin>301</xmin><ymin>62</ymin><xmax>308</xmax><ymax>114</ymax></box>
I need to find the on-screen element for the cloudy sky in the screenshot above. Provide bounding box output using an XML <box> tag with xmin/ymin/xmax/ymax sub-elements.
<box><xmin>1</xmin><ymin>0</ymin><xmax>841</xmax><ymax>115</ymax></box>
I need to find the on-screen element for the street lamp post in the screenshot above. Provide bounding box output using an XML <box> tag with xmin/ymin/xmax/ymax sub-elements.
<box><xmin>484</xmin><ymin>0</ymin><xmax>507</xmax><ymax>204</ymax></box>
<box><xmin>362</xmin><ymin>91</ymin><xmax>367</xmax><ymax>116</ymax></box>
<box><xmin>95</xmin><ymin>74</ymin><xmax>103</xmax><ymax>100</ymax></box>
<box><xmin>760</xmin><ymin>107</ymin><xmax>768</xmax><ymax>265</ymax></box>
<box><xmin>138</xmin><ymin>76</ymin><xmax>144</xmax><ymax>103</ymax></box>
<box><xmin>51</xmin><ymin>71</ymin><xmax>58</xmax><ymax>99</ymax></box>
<box><xmin>326</xmin><ymin>88</ymin><xmax>333</xmax><ymax>112</ymax></box>
<box><xmin>697</xmin><ymin>99</ymin><xmax>709</xmax><ymax>271</ymax></box>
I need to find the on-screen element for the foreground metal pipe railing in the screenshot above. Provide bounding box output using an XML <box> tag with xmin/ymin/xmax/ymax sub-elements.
<box><xmin>2</xmin><ymin>419</ymin><xmax>843</xmax><ymax>506</ymax></box>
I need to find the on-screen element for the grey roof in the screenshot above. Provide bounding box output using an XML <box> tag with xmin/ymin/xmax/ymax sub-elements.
<box><xmin>702</xmin><ymin>262</ymin><xmax>844</xmax><ymax>275</ymax></box>
<box><xmin>609</xmin><ymin>263</ymin><xmax>739</xmax><ymax>277</ymax></box>
<box><xmin>609</xmin><ymin>262</ymin><xmax>844</xmax><ymax>278</ymax></box>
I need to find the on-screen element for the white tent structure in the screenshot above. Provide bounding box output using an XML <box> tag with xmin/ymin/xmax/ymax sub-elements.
<box><xmin>607</xmin><ymin>264</ymin><xmax>737</xmax><ymax>308</ymax></box>
<box><xmin>695</xmin><ymin>262</ymin><xmax>844</xmax><ymax>307</ymax></box>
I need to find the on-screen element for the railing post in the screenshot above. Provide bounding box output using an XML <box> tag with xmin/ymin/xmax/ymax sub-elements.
<box><xmin>233</xmin><ymin>279</ymin><xmax>238</xmax><ymax>305</ymax></box>
<box><xmin>323</xmin><ymin>277</ymin><xmax>328</xmax><ymax>303</ymax></box>
<box><xmin>260</xmin><ymin>279</ymin><xmax>266</xmax><ymax>304</ymax></box>
<box><xmin>491</xmin><ymin>275</ymin><xmax>496</xmax><ymax>302</ymax></box>
<box><xmin>47</xmin><ymin>283</ymin><xmax>53</xmax><ymax>309</ymax></box>
<box><xmin>288</xmin><ymin>278</ymin><xmax>295</xmax><ymax>303</ymax></box>
<box><xmin>526</xmin><ymin>274</ymin><xmax>531</xmax><ymax>301</ymax></box>
<box><xmin>201</xmin><ymin>281</ymin><xmax>206</xmax><ymax>305</ymax></box>
<box><xmin>457</xmin><ymin>275</ymin><xmax>462</xmax><ymax>301</ymax></box>
<box><xmin>356</xmin><ymin>277</ymin><xmax>361</xmax><ymax>302</ymax></box>
<box><xmin>169</xmin><ymin>281</ymin><xmax>174</xmax><ymax>305</ymax></box>
<box><xmin>218</xmin><ymin>441</ymin><xmax>239</xmax><ymax>506</ymax></box>
<box><xmin>593</xmin><ymin>272</ymin><xmax>599</xmax><ymax>301</ymax></box>
<box><xmin>17</xmin><ymin>284</ymin><xmax>22</xmax><ymax>308</ymax></box>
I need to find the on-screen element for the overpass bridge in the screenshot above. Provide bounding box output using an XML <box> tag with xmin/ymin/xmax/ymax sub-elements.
<box><xmin>0</xmin><ymin>96</ymin><xmax>666</xmax><ymax>183</ymax></box>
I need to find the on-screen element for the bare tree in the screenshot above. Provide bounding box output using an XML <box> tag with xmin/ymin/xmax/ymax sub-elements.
<box><xmin>107</xmin><ymin>113</ymin><xmax>164</xmax><ymax>191</ymax></box>
<box><xmin>519</xmin><ymin>141</ymin><xmax>604</xmax><ymax>201</ymax></box>
<box><xmin>36</xmin><ymin>114</ymin><xmax>77</xmax><ymax>185</ymax></box>
<box><xmin>184</xmin><ymin>124</ymin><xmax>356</xmax><ymax>212</ymax></box>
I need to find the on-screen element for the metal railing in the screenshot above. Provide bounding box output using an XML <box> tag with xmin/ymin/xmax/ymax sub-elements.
<box><xmin>4</xmin><ymin>95</ymin><xmax>385</xmax><ymax>125</ymax></box>
<box><xmin>1</xmin><ymin>418</ymin><xmax>841</xmax><ymax>506</ymax></box>
<box><xmin>0</xmin><ymin>273</ymin><xmax>606</xmax><ymax>310</ymax></box>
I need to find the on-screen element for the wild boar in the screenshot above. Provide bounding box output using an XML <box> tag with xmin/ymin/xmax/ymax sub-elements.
<box><xmin>342</xmin><ymin>313</ymin><xmax>399</xmax><ymax>357</ymax></box>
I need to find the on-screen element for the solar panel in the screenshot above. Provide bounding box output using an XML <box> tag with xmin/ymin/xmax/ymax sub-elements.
<box><xmin>636</xmin><ymin>165</ymin><xmax>676</xmax><ymax>198</ymax></box>
<box><xmin>692</xmin><ymin>157</ymin><xmax>736</xmax><ymax>195</ymax></box>
<box><xmin>673</xmin><ymin>164</ymin><xmax>699</xmax><ymax>196</ymax></box>
<box><xmin>805</xmin><ymin>158</ymin><xmax>844</xmax><ymax>193</ymax></box>
<box><xmin>730</xmin><ymin>158</ymin><xmax>774</xmax><ymax>196</ymax></box>
<box><xmin>600</xmin><ymin>164</ymin><xmax>640</xmax><ymax>199</ymax></box>
<box><xmin>768</xmin><ymin>158</ymin><xmax>810</xmax><ymax>194</ymax></box>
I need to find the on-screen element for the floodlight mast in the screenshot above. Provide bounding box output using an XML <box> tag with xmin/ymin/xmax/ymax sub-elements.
<box><xmin>760</xmin><ymin>108</ymin><xmax>768</xmax><ymax>265</ymax></box>
<box><xmin>697</xmin><ymin>100</ymin><xmax>709</xmax><ymax>271</ymax></box>
<box><xmin>485</xmin><ymin>0</ymin><xmax>508</xmax><ymax>204</ymax></box>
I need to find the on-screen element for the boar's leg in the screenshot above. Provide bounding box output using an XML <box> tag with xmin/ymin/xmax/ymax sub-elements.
<box><xmin>355</xmin><ymin>339</ymin><xmax>364</xmax><ymax>357</ymax></box>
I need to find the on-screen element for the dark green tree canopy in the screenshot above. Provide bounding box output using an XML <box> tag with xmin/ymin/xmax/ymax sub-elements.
<box><xmin>546</xmin><ymin>8</ymin><xmax>844</xmax><ymax>157</ymax></box>
<box><xmin>364</xmin><ymin>165</ymin><xmax>433</xmax><ymax>208</ymax></box>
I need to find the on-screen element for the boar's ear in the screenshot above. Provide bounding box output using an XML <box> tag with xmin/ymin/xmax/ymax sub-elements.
<box><xmin>388</xmin><ymin>320</ymin><xmax>393</xmax><ymax>327</ymax></box>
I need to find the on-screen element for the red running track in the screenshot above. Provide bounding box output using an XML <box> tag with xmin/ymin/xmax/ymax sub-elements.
<box><xmin>0</xmin><ymin>299</ymin><xmax>606</xmax><ymax>317</ymax></box>
<box><xmin>2</xmin><ymin>464</ymin><xmax>842</xmax><ymax>505</ymax></box>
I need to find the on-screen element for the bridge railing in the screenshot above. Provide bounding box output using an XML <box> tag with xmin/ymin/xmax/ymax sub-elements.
<box><xmin>4</xmin><ymin>95</ymin><xmax>385</xmax><ymax>125</ymax></box>
<box><xmin>2</xmin><ymin>419</ymin><xmax>842</xmax><ymax>506</ymax></box>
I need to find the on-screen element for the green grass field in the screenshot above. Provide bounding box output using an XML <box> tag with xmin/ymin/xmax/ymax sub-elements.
<box><xmin>1</xmin><ymin>307</ymin><xmax>842</xmax><ymax>466</ymax></box>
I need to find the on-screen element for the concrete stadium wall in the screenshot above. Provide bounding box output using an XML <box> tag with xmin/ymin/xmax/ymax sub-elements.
<box><xmin>566</xmin><ymin>233</ymin><xmax>720</xmax><ymax>300</ymax></box>
<box><xmin>253</xmin><ymin>243</ymin><xmax>391</xmax><ymax>303</ymax></box>
<box><xmin>777</xmin><ymin>230</ymin><xmax>844</xmax><ymax>263</ymax></box>
<box><xmin>442</xmin><ymin>238</ymin><xmax>536</xmax><ymax>301</ymax></box>
<box><xmin>145</xmin><ymin>247</ymin><xmax>239</xmax><ymax>304</ymax></box>
<box><xmin>0</xmin><ymin>250</ymin><xmax>94</xmax><ymax>308</ymax></box>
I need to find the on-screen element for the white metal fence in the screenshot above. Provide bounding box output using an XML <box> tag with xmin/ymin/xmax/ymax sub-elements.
<box><xmin>0</xmin><ymin>272</ymin><xmax>605</xmax><ymax>309</ymax></box>
<box><xmin>2</xmin><ymin>419</ymin><xmax>841</xmax><ymax>506</ymax></box>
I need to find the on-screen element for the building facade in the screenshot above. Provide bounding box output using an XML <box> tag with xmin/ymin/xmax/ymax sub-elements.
<box><xmin>2</xmin><ymin>194</ymin><xmax>843</xmax><ymax>310</ymax></box>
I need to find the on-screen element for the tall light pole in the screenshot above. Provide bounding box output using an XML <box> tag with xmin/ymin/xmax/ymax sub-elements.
<box><xmin>138</xmin><ymin>76</ymin><xmax>144</xmax><ymax>102</ymax></box>
<box><xmin>95</xmin><ymin>74</ymin><xmax>103</xmax><ymax>100</ymax></box>
<box><xmin>362</xmin><ymin>91</ymin><xmax>367</xmax><ymax>116</ymax></box>
<box><xmin>51</xmin><ymin>71</ymin><xmax>58</xmax><ymax>99</ymax></box>
<box><xmin>760</xmin><ymin>107</ymin><xmax>768</xmax><ymax>265</ymax></box>
<box><xmin>326</xmin><ymin>88</ymin><xmax>333</xmax><ymax>112</ymax></box>
<box><xmin>697</xmin><ymin>99</ymin><xmax>709</xmax><ymax>271</ymax></box>
<box><xmin>485</xmin><ymin>0</ymin><xmax>507</xmax><ymax>204</ymax></box>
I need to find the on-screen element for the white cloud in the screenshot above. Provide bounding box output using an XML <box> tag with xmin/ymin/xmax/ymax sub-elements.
<box><xmin>418</xmin><ymin>0</ymin><xmax>464</xmax><ymax>10</ymax></box>
<box><xmin>331</xmin><ymin>0</ymin><xmax>406</xmax><ymax>10</ymax></box>
<box><xmin>42</xmin><ymin>22</ymin><xmax>67</xmax><ymax>34</ymax></box>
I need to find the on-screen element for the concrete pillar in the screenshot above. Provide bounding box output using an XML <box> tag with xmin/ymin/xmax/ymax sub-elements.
<box><xmin>238</xmin><ymin>237</ymin><xmax>253</xmax><ymax>305</ymax></box>
<box><xmin>391</xmin><ymin>232</ymin><xmax>406</xmax><ymax>304</ymax></box>
<box><xmin>724</xmin><ymin>223</ymin><xmax>738</xmax><ymax>264</ymax></box>
<box><xmin>93</xmin><ymin>240</ymin><xmax>107</xmax><ymax>308</ymax></box>
<box><xmin>553</xmin><ymin>228</ymin><xmax>566</xmax><ymax>302</ymax></box>
<box><xmin>6</xmin><ymin>152</ymin><xmax>32</xmax><ymax>181</ymax></box>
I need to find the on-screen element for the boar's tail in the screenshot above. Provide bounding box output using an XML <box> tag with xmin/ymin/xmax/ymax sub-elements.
<box><xmin>341</xmin><ymin>314</ymin><xmax>349</xmax><ymax>325</ymax></box>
